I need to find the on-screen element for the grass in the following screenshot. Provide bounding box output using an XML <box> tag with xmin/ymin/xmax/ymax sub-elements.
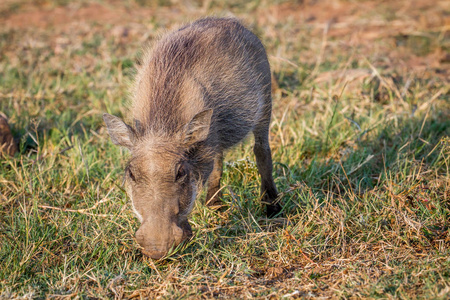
<box><xmin>0</xmin><ymin>0</ymin><xmax>449</xmax><ymax>298</ymax></box>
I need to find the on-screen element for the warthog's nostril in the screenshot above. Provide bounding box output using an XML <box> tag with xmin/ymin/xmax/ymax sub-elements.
<box><xmin>141</xmin><ymin>248</ymin><xmax>167</xmax><ymax>260</ymax></box>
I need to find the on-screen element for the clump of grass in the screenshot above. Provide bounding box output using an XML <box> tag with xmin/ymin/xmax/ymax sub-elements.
<box><xmin>1</xmin><ymin>0</ymin><xmax>449</xmax><ymax>298</ymax></box>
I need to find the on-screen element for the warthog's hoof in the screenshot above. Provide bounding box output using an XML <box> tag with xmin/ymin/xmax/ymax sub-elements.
<box><xmin>266</xmin><ymin>203</ymin><xmax>282</xmax><ymax>218</ymax></box>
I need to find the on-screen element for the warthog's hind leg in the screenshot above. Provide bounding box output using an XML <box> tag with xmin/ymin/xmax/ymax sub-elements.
<box><xmin>253</xmin><ymin>115</ymin><xmax>281</xmax><ymax>217</ymax></box>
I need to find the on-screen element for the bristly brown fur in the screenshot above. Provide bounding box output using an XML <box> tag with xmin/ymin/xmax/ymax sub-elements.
<box><xmin>131</xmin><ymin>18</ymin><xmax>271</xmax><ymax>148</ymax></box>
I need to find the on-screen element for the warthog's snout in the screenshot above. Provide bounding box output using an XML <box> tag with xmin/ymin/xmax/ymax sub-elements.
<box><xmin>135</xmin><ymin>222</ymin><xmax>185</xmax><ymax>259</ymax></box>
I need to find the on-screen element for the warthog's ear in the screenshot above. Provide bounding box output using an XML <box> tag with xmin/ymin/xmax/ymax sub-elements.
<box><xmin>184</xmin><ymin>109</ymin><xmax>213</xmax><ymax>145</ymax></box>
<box><xmin>103</xmin><ymin>113</ymin><xmax>135</xmax><ymax>149</ymax></box>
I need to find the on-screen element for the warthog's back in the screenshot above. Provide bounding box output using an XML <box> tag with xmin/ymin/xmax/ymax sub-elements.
<box><xmin>132</xmin><ymin>18</ymin><xmax>271</xmax><ymax>150</ymax></box>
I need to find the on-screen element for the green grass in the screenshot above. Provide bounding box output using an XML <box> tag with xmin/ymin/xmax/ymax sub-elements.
<box><xmin>1</xmin><ymin>0</ymin><xmax>449</xmax><ymax>298</ymax></box>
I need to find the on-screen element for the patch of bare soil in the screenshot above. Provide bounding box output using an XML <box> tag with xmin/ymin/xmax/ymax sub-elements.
<box><xmin>259</xmin><ymin>0</ymin><xmax>449</xmax><ymax>36</ymax></box>
<box><xmin>260</xmin><ymin>0</ymin><xmax>449</xmax><ymax>88</ymax></box>
<box><xmin>1</xmin><ymin>2</ymin><xmax>153</xmax><ymax>29</ymax></box>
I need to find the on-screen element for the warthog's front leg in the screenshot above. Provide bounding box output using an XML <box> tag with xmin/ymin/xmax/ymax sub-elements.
<box><xmin>206</xmin><ymin>151</ymin><xmax>224</xmax><ymax>207</ymax></box>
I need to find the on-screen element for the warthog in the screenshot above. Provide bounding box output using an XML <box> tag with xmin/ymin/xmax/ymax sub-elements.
<box><xmin>104</xmin><ymin>17</ymin><xmax>281</xmax><ymax>259</ymax></box>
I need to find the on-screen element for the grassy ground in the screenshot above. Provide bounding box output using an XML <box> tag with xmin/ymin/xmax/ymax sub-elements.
<box><xmin>0</xmin><ymin>0</ymin><xmax>449</xmax><ymax>298</ymax></box>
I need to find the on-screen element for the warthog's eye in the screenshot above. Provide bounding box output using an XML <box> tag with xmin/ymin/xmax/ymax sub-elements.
<box><xmin>127</xmin><ymin>166</ymin><xmax>136</xmax><ymax>182</ymax></box>
<box><xmin>176</xmin><ymin>164</ymin><xmax>187</xmax><ymax>182</ymax></box>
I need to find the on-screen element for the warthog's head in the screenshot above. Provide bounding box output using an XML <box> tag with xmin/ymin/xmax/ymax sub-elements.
<box><xmin>103</xmin><ymin>110</ymin><xmax>213</xmax><ymax>259</ymax></box>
